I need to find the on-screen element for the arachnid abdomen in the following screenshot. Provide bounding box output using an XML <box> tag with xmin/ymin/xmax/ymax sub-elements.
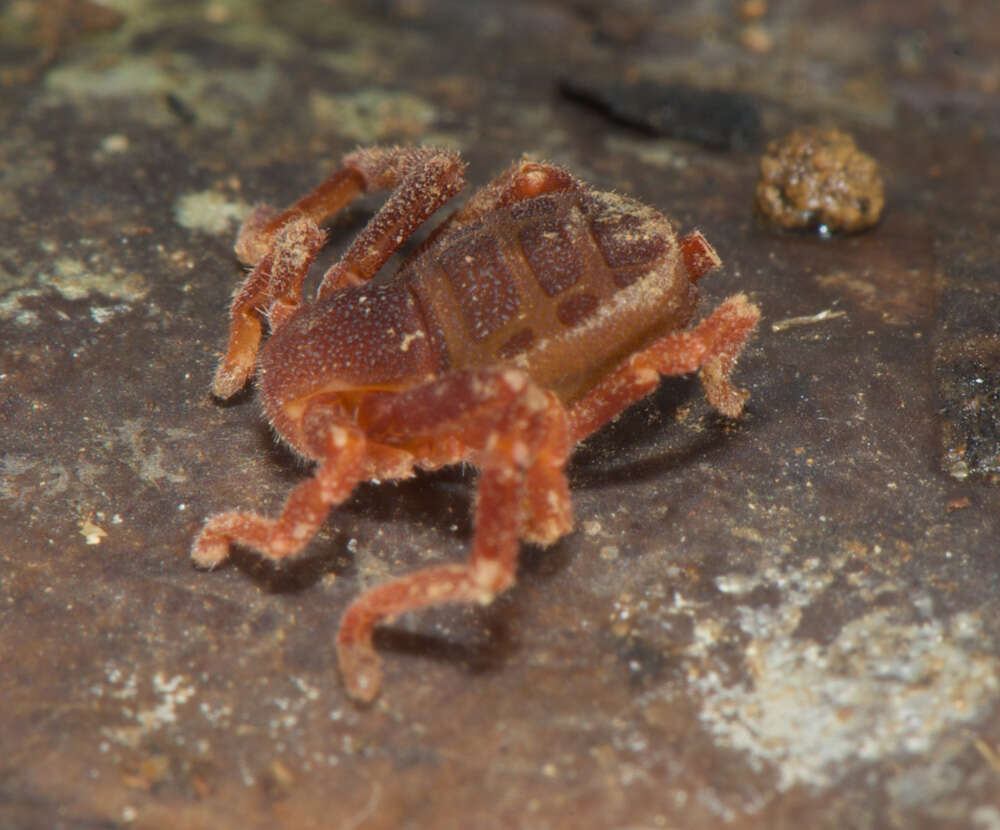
<box><xmin>405</xmin><ymin>190</ymin><xmax>702</xmax><ymax>404</ymax></box>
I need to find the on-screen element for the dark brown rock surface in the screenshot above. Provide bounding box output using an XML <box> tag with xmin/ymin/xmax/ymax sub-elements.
<box><xmin>2</xmin><ymin>2</ymin><xmax>999</xmax><ymax>827</ymax></box>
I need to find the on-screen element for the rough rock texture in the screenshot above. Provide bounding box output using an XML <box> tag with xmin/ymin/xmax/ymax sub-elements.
<box><xmin>2</xmin><ymin>1</ymin><xmax>999</xmax><ymax>828</ymax></box>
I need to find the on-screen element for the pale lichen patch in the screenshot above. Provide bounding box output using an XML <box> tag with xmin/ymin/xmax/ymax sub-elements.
<box><xmin>44</xmin><ymin>54</ymin><xmax>282</xmax><ymax>129</ymax></box>
<box><xmin>174</xmin><ymin>190</ymin><xmax>252</xmax><ymax>236</ymax></box>
<box><xmin>678</xmin><ymin>560</ymin><xmax>1000</xmax><ymax>793</ymax></box>
<box><xmin>606</xmin><ymin>135</ymin><xmax>690</xmax><ymax>171</ymax></box>
<box><xmin>308</xmin><ymin>89</ymin><xmax>437</xmax><ymax>144</ymax></box>
<box><xmin>0</xmin><ymin>256</ymin><xmax>147</xmax><ymax>322</ymax></box>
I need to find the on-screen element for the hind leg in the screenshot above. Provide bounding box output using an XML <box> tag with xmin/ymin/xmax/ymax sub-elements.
<box><xmin>568</xmin><ymin>293</ymin><xmax>760</xmax><ymax>443</ymax></box>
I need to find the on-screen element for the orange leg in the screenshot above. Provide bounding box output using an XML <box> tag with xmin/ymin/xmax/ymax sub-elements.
<box><xmin>519</xmin><ymin>414</ymin><xmax>573</xmax><ymax>546</ymax></box>
<box><xmin>215</xmin><ymin>146</ymin><xmax>465</xmax><ymax>397</ymax></box>
<box><xmin>212</xmin><ymin>219</ymin><xmax>326</xmax><ymax>398</ymax></box>
<box><xmin>449</xmin><ymin>158</ymin><xmax>580</xmax><ymax>222</ymax></box>
<box><xmin>233</xmin><ymin>146</ymin><xmax>466</xmax><ymax>268</ymax></box>
<box><xmin>338</xmin><ymin>369</ymin><xmax>571</xmax><ymax>702</ymax></box>
<box><xmin>234</xmin><ymin>170</ymin><xmax>363</xmax><ymax>266</ymax></box>
<box><xmin>679</xmin><ymin>230</ymin><xmax>723</xmax><ymax>283</ymax></box>
<box><xmin>417</xmin><ymin>158</ymin><xmax>584</xmax><ymax>255</ymax></box>
<box><xmin>568</xmin><ymin>294</ymin><xmax>760</xmax><ymax>443</ymax></box>
<box><xmin>313</xmin><ymin>147</ymin><xmax>466</xmax><ymax>297</ymax></box>
<box><xmin>191</xmin><ymin>397</ymin><xmax>367</xmax><ymax>569</ymax></box>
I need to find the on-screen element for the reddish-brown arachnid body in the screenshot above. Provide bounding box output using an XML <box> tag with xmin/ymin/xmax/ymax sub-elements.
<box><xmin>192</xmin><ymin>146</ymin><xmax>760</xmax><ymax>702</ymax></box>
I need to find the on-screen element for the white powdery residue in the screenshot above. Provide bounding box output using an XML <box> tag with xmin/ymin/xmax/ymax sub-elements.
<box><xmin>0</xmin><ymin>257</ymin><xmax>148</xmax><ymax>322</ymax></box>
<box><xmin>262</xmin><ymin>676</ymin><xmax>332</xmax><ymax>736</ymax></box>
<box><xmin>714</xmin><ymin>572</ymin><xmax>762</xmax><ymax>595</ymax></box>
<box><xmin>174</xmin><ymin>190</ymin><xmax>251</xmax><ymax>235</ymax></box>
<box><xmin>90</xmin><ymin>303</ymin><xmax>133</xmax><ymax>325</ymax></box>
<box><xmin>103</xmin><ymin>663</ymin><xmax>138</xmax><ymax>699</ymax></box>
<box><xmin>199</xmin><ymin>700</ymin><xmax>233</xmax><ymax>726</ymax></box>
<box><xmin>136</xmin><ymin>673</ymin><xmax>196</xmax><ymax>731</ymax></box>
<box><xmin>687</xmin><ymin>567</ymin><xmax>999</xmax><ymax>792</ymax></box>
<box><xmin>99</xmin><ymin>666</ymin><xmax>196</xmax><ymax>747</ymax></box>
<box><xmin>292</xmin><ymin>676</ymin><xmax>321</xmax><ymax>702</ymax></box>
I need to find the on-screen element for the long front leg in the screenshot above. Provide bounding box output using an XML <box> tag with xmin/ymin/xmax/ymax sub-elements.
<box><xmin>234</xmin><ymin>169</ymin><xmax>365</xmax><ymax>266</ymax></box>
<box><xmin>337</xmin><ymin>369</ymin><xmax>571</xmax><ymax>702</ymax></box>
<box><xmin>568</xmin><ymin>293</ymin><xmax>760</xmax><ymax>443</ymax></box>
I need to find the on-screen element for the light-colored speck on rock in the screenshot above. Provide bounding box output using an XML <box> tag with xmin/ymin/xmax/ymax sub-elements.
<box><xmin>174</xmin><ymin>190</ymin><xmax>251</xmax><ymax>236</ymax></box>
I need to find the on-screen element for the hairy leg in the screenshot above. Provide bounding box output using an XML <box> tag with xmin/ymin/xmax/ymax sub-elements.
<box><xmin>313</xmin><ymin>146</ymin><xmax>466</xmax><ymax>297</ymax></box>
<box><xmin>418</xmin><ymin>158</ymin><xmax>583</xmax><ymax>255</ymax></box>
<box><xmin>216</xmin><ymin>146</ymin><xmax>465</xmax><ymax>397</ymax></box>
<box><xmin>192</xmin><ymin>396</ymin><xmax>366</xmax><ymax>569</ymax></box>
<box><xmin>568</xmin><ymin>293</ymin><xmax>761</xmax><ymax>443</ymax></box>
<box><xmin>213</xmin><ymin>218</ymin><xmax>325</xmax><ymax>398</ymax></box>
<box><xmin>338</xmin><ymin>369</ymin><xmax>571</xmax><ymax>701</ymax></box>
<box><xmin>679</xmin><ymin>230</ymin><xmax>723</xmax><ymax>283</ymax></box>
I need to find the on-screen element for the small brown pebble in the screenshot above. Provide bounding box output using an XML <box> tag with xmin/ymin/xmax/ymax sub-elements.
<box><xmin>755</xmin><ymin>127</ymin><xmax>885</xmax><ymax>234</ymax></box>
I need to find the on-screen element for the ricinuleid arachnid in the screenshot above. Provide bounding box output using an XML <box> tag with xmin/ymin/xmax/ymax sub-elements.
<box><xmin>192</xmin><ymin>146</ymin><xmax>760</xmax><ymax>702</ymax></box>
